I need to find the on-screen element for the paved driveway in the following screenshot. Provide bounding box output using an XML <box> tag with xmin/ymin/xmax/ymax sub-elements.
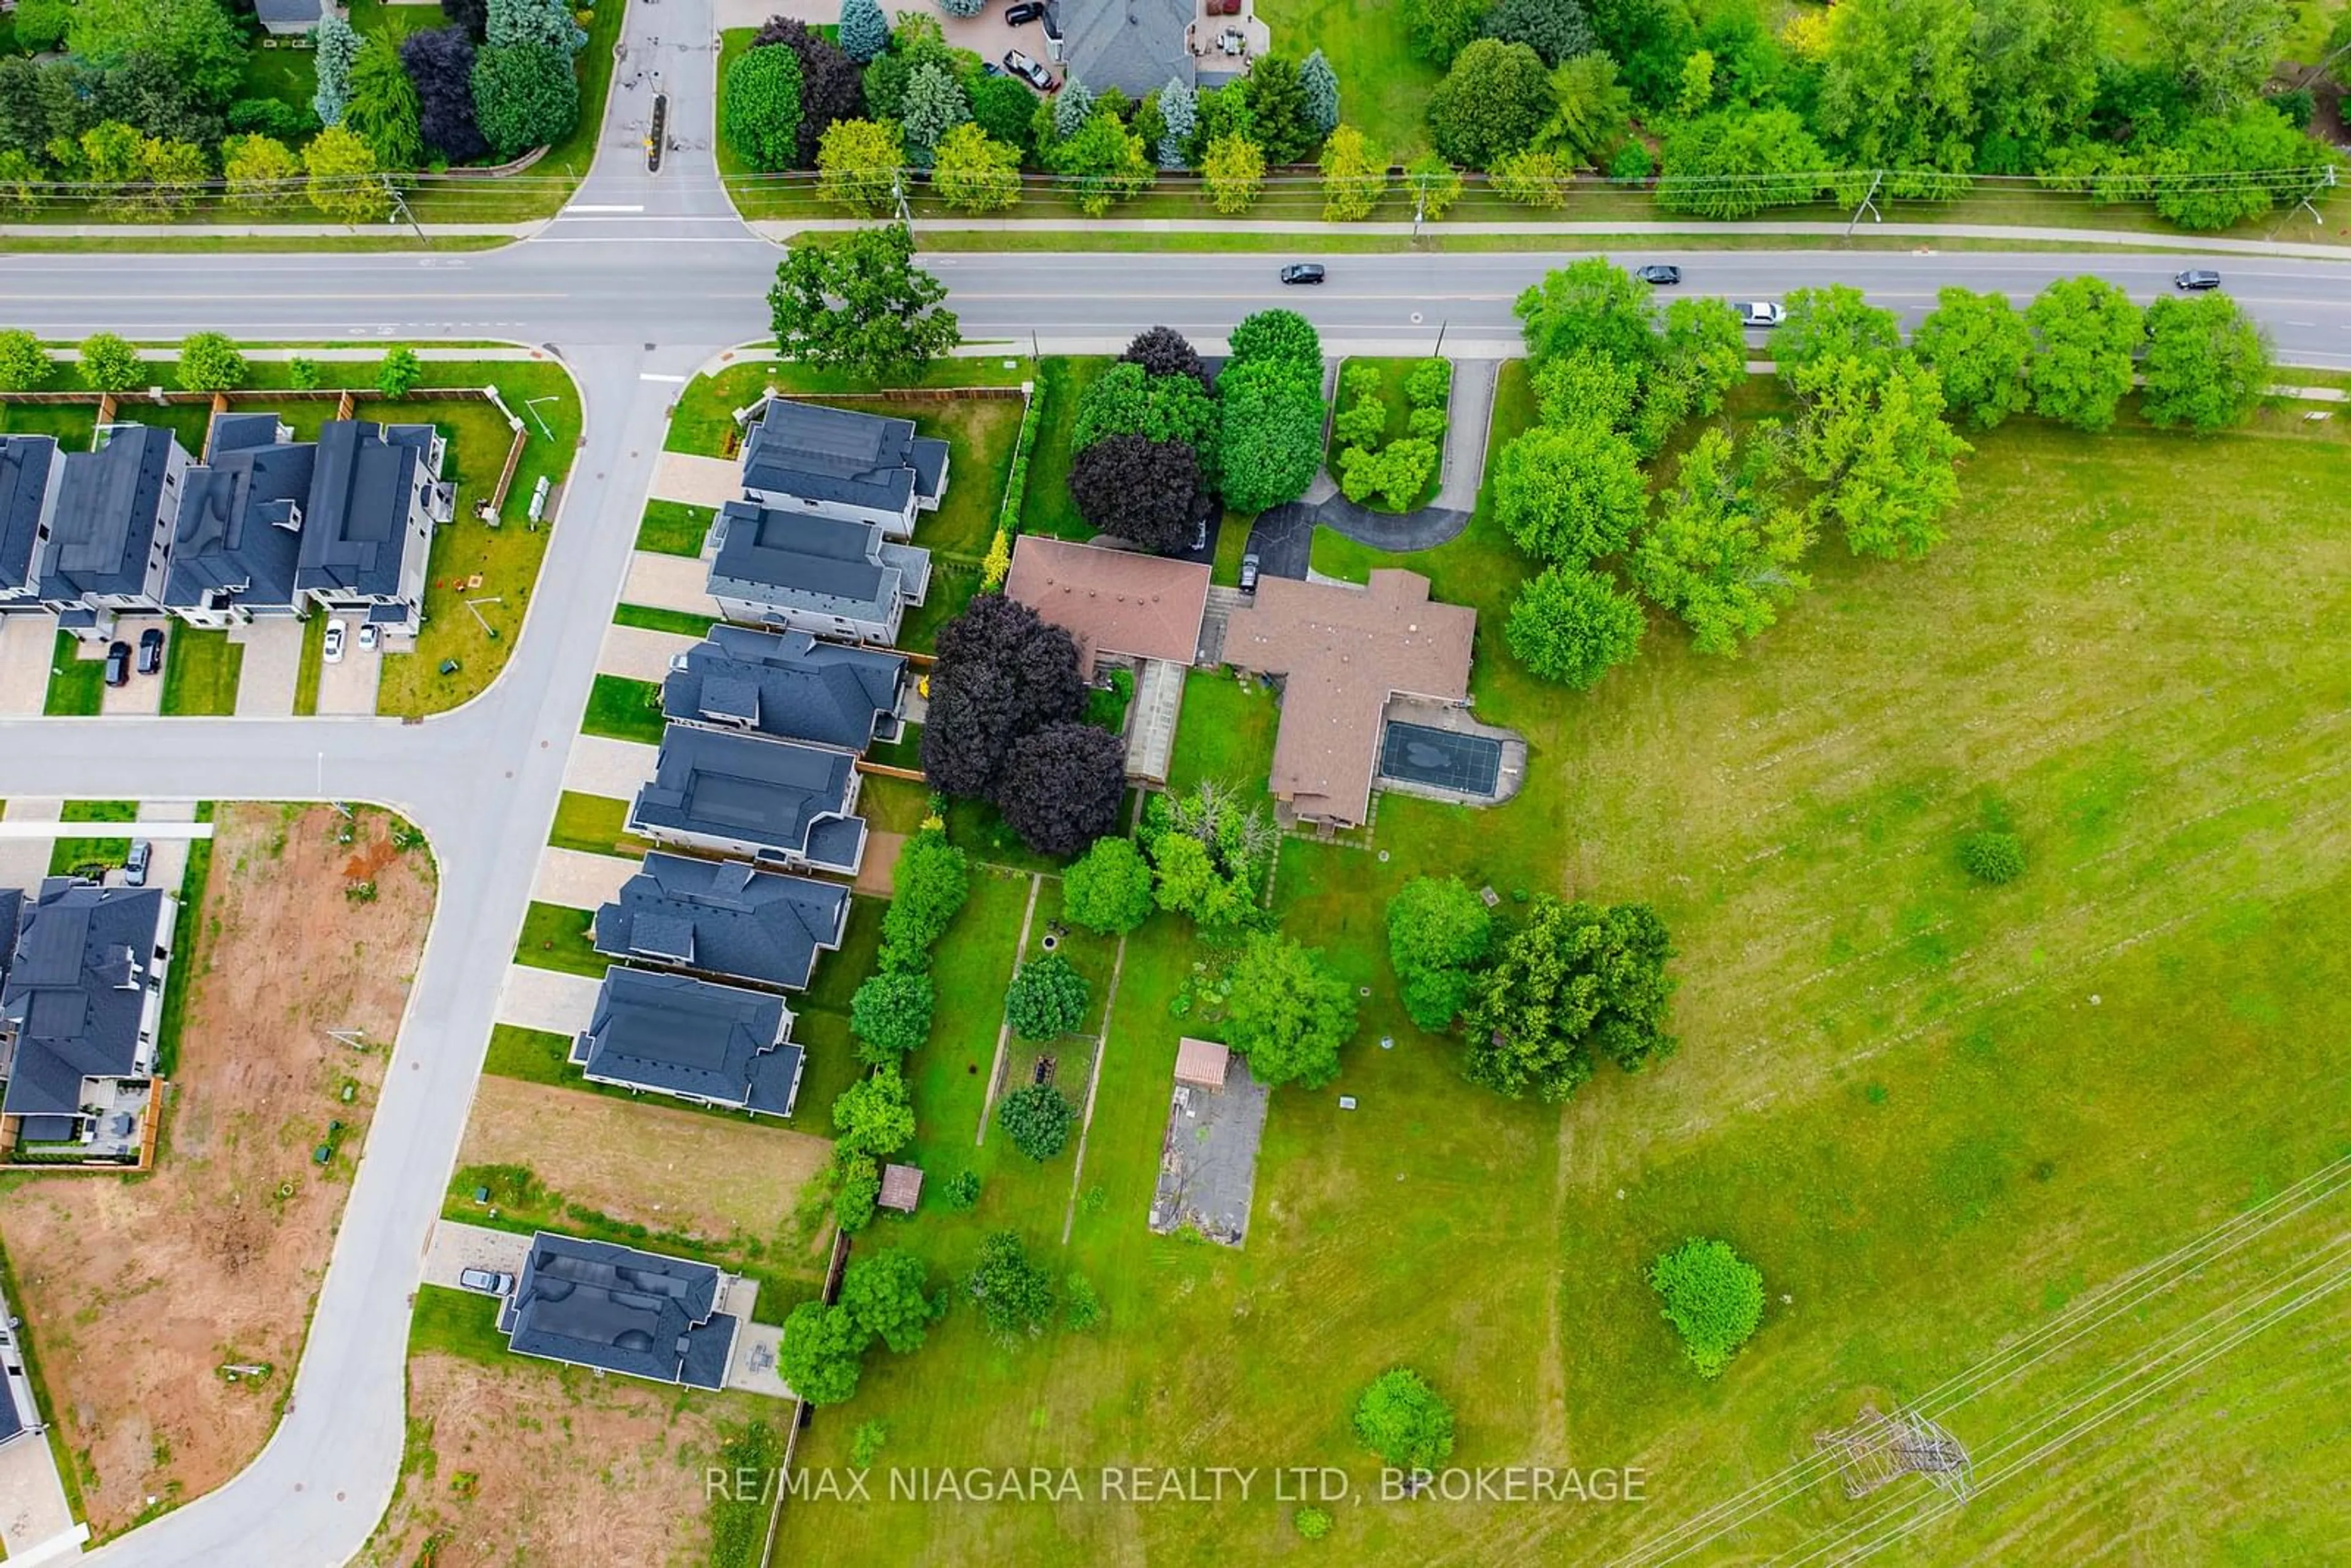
<box><xmin>493</xmin><ymin>964</ymin><xmax>604</xmax><ymax>1035</ymax></box>
<box><xmin>563</xmin><ymin>733</ymin><xmax>658</xmax><ymax>798</ymax></box>
<box><xmin>649</xmin><ymin>451</ymin><xmax>743</xmax><ymax>509</ymax></box>
<box><xmin>0</xmin><ymin>615</ymin><xmax>56</xmax><ymax>715</ymax></box>
<box><xmin>0</xmin><ymin>799</ymin><xmax>61</xmax><ymax>894</ymax></box>
<box><xmin>532</xmin><ymin>846</ymin><xmax>638</xmax><ymax>910</ymax></box>
<box><xmin>420</xmin><ymin>1220</ymin><xmax>533</xmax><ymax>1289</ymax></box>
<box><xmin>0</xmin><ymin>1430</ymin><xmax>86</xmax><ymax>1565</ymax></box>
<box><xmin>137</xmin><ymin>800</ymin><xmax>198</xmax><ymax>894</ymax></box>
<box><xmin>596</xmin><ymin>623</ymin><xmax>698</xmax><ymax>683</ymax></box>
<box><xmin>622</xmin><ymin>552</ymin><xmax>721</xmax><ymax>618</ymax></box>
<box><xmin>315</xmin><ymin>620</ymin><xmax>383</xmax><ymax>716</ymax></box>
<box><xmin>228</xmin><ymin>620</ymin><xmax>304</xmax><ymax>716</ymax></box>
<box><xmin>100</xmin><ymin>620</ymin><xmax>168</xmax><ymax>716</ymax></box>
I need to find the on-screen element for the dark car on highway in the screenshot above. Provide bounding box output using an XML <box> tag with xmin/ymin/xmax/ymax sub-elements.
<box><xmin>1279</xmin><ymin>263</ymin><xmax>1325</xmax><ymax>285</ymax></box>
<box><xmin>1004</xmin><ymin>1</ymin><xmax>1046</xmax><ymax>22</ymax></box>
<box><xmin>1634</xmin><ymin>264</ymin><xmax>1682</xmax><ymax>285</ymax></box>
<box><xmin>2173</xmin><ymin>268</ymin><xmax>2222</xmax><ymax>290</ymax></box>
<box><xmin>137</xmin><ymin>626</ymin><xmax>165</xmax><ymax>675</ymax></box>
<box><xmin>103</xmin><ymin>640</ymin><xmax>131</xmax><ymax>687</ymax></box>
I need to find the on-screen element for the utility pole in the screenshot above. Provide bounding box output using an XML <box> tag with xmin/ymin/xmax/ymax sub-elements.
<box><xmin>384</xmin><ymin>178</ymin><xmax>426</xmax><ymax>244</ymax></box>
<box><xmin>1412</xmin><ymin>184</ymin><xmax>1425</xmax><ymax>239</ymax></box>
<box><xmin>893</xmin><ymin>169</ymin><xmax>913</xmax><ymax>229</ymax></box>
<box><xmin>1845</xmin><ymin>170</ymin><xmax>1884</xmax><ymax>238</ymax></box>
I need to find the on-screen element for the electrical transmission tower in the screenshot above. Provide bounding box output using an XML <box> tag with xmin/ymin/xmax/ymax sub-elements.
<box><xmin>1813</xmin><ymin>1404</ymin><xmax>1974</xmax><ymax>1501</ymax></box>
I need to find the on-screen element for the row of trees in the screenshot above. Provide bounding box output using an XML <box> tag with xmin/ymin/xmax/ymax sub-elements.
<box><xmin>1387</xmin><ymin>876</ymin><xmax>1679</xmax><ymax>1101</ymax></box>
<box><xmin>0</xmin><ymin>329</ymin><xmax>430</xmax><ymax>399</ymax></box>
<box><xmin>1398</xmin><ymin>0</ymin><xmax>2342</xmax><ymax>230</ymax></box>
<box><xmin>0</xmin><ymin>0</ymin><xmax>585</xmax><ymax>212</ymax></box>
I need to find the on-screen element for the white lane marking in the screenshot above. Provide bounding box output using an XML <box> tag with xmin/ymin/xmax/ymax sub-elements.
<box><xmin>564</xmin><ymin>203</ymin><xmax>647</xmax><ymax>214</ymax></box>
<box><xmin>639</xmin><ymin>372</ymin><xmax>688</xmax><ymax>383</ymax></box>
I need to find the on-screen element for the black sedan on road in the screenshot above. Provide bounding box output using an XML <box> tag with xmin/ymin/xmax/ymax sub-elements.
<box><xmin>2173</xmin><ymin>269</ymin><xmax>2222</xmax><ymax>290</ymax></box>
<box><xmin>1634</xmin><ymin>264</ymin><xmax>1682</xmax><ymax>285</ymax></box>
<box><xmin>1279</xmin><ymin>263</ymin><xmax>1326</xmax><ymax>285</ymax></box>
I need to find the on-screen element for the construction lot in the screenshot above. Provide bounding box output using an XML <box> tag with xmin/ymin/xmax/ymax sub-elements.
<box><xmin>0</xmin><ymin>804</ymin><xmax>436</xmax><ymax>1539</ymax></box>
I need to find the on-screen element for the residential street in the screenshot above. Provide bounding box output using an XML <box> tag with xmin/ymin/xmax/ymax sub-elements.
<box><xmin>0</xmin><ymin>0</ymin><xmax>2346</xmax><ymax>1561</ymax></box>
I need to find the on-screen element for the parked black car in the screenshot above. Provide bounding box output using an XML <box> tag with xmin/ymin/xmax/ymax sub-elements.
<box><xmin>2173</xmin><ymin>268</ymin><xmax>2222</xmax><ymax>290</ymax></box>
<box><xmin>137</xmin><ymin>626</ymin><xmax>165</xmax><ymax>675</ymax></box>
<box><xmin>103</xmin><ymin>640</ymin><xmax>131</xmax><ymax>687</ymax></box>
<box><xmin>1278</xmin><ymin>263</ymin><xmax>1326</xmax><ymax>285</ymax></box>
<box><xmin>1004</xmin><ymin>1</ymin><xmax>1046</xmax><ymax>23</ymax></box>
<box><xmin>1634</xmin><ymin>264</ymin><xmax>1682</xmax><ymax>285</ymax></box>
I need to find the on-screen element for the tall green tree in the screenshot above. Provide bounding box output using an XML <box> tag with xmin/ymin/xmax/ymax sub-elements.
<box><xmin>1969</xmin><ymin>0</ymin><xmax>2100</xmax><ymax>170</ymax></box>
<box><xmin>1773</xmin><ymin>284</ymin><xmax>1903</xmax><ymax>384</ymax></box>
<box><xmin>2145</xmin><ymin>0</ymin><xmax>2290</xmax><ymax>110</ymax></box>
<box><xmin>1352</xmin><ymin>1369</ymin><xmax>1457</xmax><ymax>1468</ymax></box>
<box><xmin>471</xmin><ymin>43</ymin><xmax>580</xmax><ymax>157</ymax></box>
<box><xmin>831</xmin><ymin>1063</ymin><xmax>917</xmax><ymax>1158</ymax></box>
<box><xmin>1514</xmin><ymin>257</ymin><xmax>1657</xmax><ymax>369</ymax></box>
<box><xmin>1656</xmin><ymin>107</ymin><xmax>1828</xmax><ymax>219</ymax></box>
<box><xmin>778</xmin><ymin>1300</ymin><xmax>871</xmax><ymax>1405</ymax></box>
<box><xmin>1404</xmin><ymin>0</ymin><xmax>1497</xmax><ymax>67</ymax></box>
<box><xmin>1815</xmin><ymin>0</ymin><xmax>1979</xmax><ymax>170</ymax></box>
<box><xmin>1223</xmin><ymin>932</ymin><xmax>1359</xmax><ymax>1090</ymax></box>
<box><xmin>1426</xmin><ymin>39</ymin><xmax>1555</xmax><ymax>168</ymax></box>
<box><xmin>724</xmin><ymin>44</ymin><xmax>806</xmax><ymax>173</ymax></box>
<box><xmin>839</xmin><ymin>1249</ymin><xmax>938</xmax><ymax>1354</ymax></box>
<box><xmin>1649</xmin><ymin>1237</ymin><xmax>1765</xmax><ymax>1378</ymax></box>
<box><xmin>1462</xmin><ymin>896</ymin><xmax>1678</xmax><ymax>1100</ymax></box>
<box><xmin>2024</xmin><ymin>275</ymin><xmax>2143</xmax><ymax>432</ymax></box>
<box><xmin>1911</xmin><ymin>287</ymin><xmax>2034</xmax><ymax>429</ymax></box>
<box><xmin>768</xmin><ymin>224</ymin><xmax>961</xmax><ymax>383</ymax></box>
<box><xmin>1061</xmin><ymin>836</ymin><xmax>1155</xmax><ymax>935</ymax></box>
<box><xmin>2140</xmin><ymin>292</ymin><xmax>2274</xmax><ymax>430</ymax></box>
<box><xmin>1049</xmin><ymin>110</ymin><xmax>1155</xmax><ymax>216</ymax></box>
<box><xmin>345</xmin><ymin>38</ymin><xmax>426</xmax><ymax>171</ymax></box>
<box><xmin>77</xmin><ymin>332</ymin><xmax>144</xmax><ymax>392</ymax></box>
<box><xmin>1779</xmin><ymin>354</ymin><xmax>1970</xmax><ymax>560</ymax></box>
<box><xmin>1385</xmin><ymin>877</ymin><xmax>1495</xmax><ymax>1031</ymax></box>
<box><xmin>898</xmin><ymin>61</ymin><xmax>970</xmax><ymax>170</ymax></box>
<box><xmin>1493</xmin><ymin>422</ymin><xmax>1648</xmax><ymax>565</ymax></box>
<box><xmin>1240</xmin><ymin>54</ymin><xmax>1319</xmax><ymax>162</ymax></box>
<box><xmin>1630</xmin><ymin>426</ymin><xmax>1812</xmax><ymax>655</ymax></box>
<box><xmin>968</xmin><ymin>1231</ymin><xmax>1057</xmax><ymax>1339</ymax></box>
<box><xmin>1540</xmin><ymin>51</ymin><xmax>1633</xmax><ymax>165</ymax></box>
<box><xmin>930</xmin><ymin>122</ymin><xmax>1022</xmax><ymax>212</ymax></box>
<box><xmin>68</xmin><ymin>0</ymin><xmax>246</xmax><ymax>103</ymax></box>
<box><xmin>304</xmin><ymin>124</ymin><xmax>391</xmax><ymax>223</ymax></box>
<box><xmin>1505</xmin><ymin>566</ymin><xmax>1646</xmax><ymax>687</ymax></box>
<box><xmin>817</xmin><ymin>119</ymin><xmax>906</xmax><ymax>215</ymax></box>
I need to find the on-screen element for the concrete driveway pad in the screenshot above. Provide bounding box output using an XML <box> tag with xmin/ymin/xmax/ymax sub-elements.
<box><xmin>314</xmin><ymin>619</ymin><xmax>383</xmax><ymax>716</ymax></box>
<box><xmin>533</xmin><ymin>846</ymin><xmax>639</xmax><ymax>910</ymax></box>
<box><xmin>622</xmin><ymin>552</ymin><xmax>721</xmax><ymax>619</ymax></box>
<box><xmin>0</xmin><ymin>1430</ymin><xmax>86</xmax><ymax>1562</ymax></box>
<box><xmin>228</xmin><ymin>620</ymin><xmax>304</xmax><ymax>716</ymax></box>
<box><xmin>494</xmin><ymin>964</ymin><xmax>604</xmax><ymax>1035</ymax></box>
<box><xmin>597</xmin><ymin>623</ymin><xmax>699</xmax><ymax>683</ymax></box>
<box><xmin>421</xmin><ymin>1220</ymin><xmax>533</xmax><ymax>1290</ymax></box>
<box><xmin>649</xmin><ymin>451</ymin><xmax>743</xmax><ymax>509</ymax></box>
<box><xmin>562</xmin><ymin>733</ymin><xmax>658</xmax><ymax>799</ymax></box>
<box><xmin>0</xmin><ymin>614</ymin><xmax>56</xmax><ymax>716</ymax></box>
<box><xmin>0</xmin><ymin>799</ymin><xmax>62</xmax><ymax>897</ymax></box>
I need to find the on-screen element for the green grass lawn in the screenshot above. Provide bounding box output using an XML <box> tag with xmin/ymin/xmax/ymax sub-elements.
<box><xmin>665</xmin><ymin>358</ymin><xmax>1033</xmax><ymax>459</ymax></box>
<box><xmin>612</xmin><ymin>602</ymin><xmax>718</xmax><ymax>639</ymax></box>
<box><xmin>292</xmin><ymin>612</ymin><xmax>326</xmax><ymax>716</ymax></box>
<box><xmin>769</xmin><ymin>384</ymin><xmax>2351</xmax><ymax>1562</ymax></box>
<box><xmin>1254</xmin><ymin>0</ymin><xmax>1441</xmax><ymax>157</ymax></box>
<box><xmin>407</xmin><ymin>1283</ymin><xmax>513</xmax><ymax>1365</ymax></box>
<box><xmin>514</xmin><ymin>901</ymin><xmax>605</xmax><ymax>977</ymax></box>
<box><xmin>546</xmin><ymin>792</ymin><xmax>650</xmax><ymax>857</ymax></box>
<box><xmin>1021</xmin><ymin>357</ymin><xmax>1116</xmax><ymax>544</ymax></box>
<box><xmin>40</xmin><ymin>632</ymin><xmax>102</xmax><ymax>716</ymax></box>
<box><xmin>47</xmin><ymin>800</ymin><xmax>139</xmax><ymax>878</ymax></box>
<box><xmin>237</xmin><ymin>36</ymin><xmax>318</xmax><ymax>118</ymax></box>
<box><xmin>580</xmin><ymin>674</ymin><xmax>666</xmax><ymax>746</ymax></box>
<box><xmin>636</xmin><ymin>500</ymin><xmax>713</xmax><ymax>558</ymax></box>
<box><xmin>158</xmin><ymin>628</ymin><xmax>243</xmax><ymax>716</ymax></box>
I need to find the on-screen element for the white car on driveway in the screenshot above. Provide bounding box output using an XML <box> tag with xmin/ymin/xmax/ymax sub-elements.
<box><xmin>322</xmin><ymin>621</ymin><xmax>346</xmax><ymax>664</ymax></box>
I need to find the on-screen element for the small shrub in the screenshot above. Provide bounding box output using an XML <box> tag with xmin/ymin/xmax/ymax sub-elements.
<box><xmin>1004</xmin><ymin>952</ymin><xmax>1089</xmax><ymax>1041</ymax></box>
<box><xmin>940</xmin><ymin>1169</ymin><xmax>982</xmax><ymax>1211</ymax></box>
<box><xmin>1958</xmin><ymin>830</ymin><xmax>2026</xmax><ymax>885</ymax></box>
<box><xmin>288</xmin><ymin>356</ymin><xmax>324</xmax><ymax>391</ymax></box>
<box><xmin>1063</xmin><ymin>1271</ymin><xmax>1101</xmax><ymax>1331</ymax></box>
<box><xmin>1295</xmin><ymin>1505</ymin><xmax>1334</xmax><ymax>1539</ymax></box>
<box><xmin>849</xmin><ymin>1418</ymin><xmax>889</xmax><ymax>1467</ymax></box>
<box><xmin>1649</xmin><ymin>1237</ymin><xmax>1764</xmax><ymax>1378</ymax></box>
<box><xmin>996</xmin><ymin>1081</ymin><xmax>1076</xmax><ymax>1161</ymax></box>
<box><xmin>834</xmin><ymin>1152</ymin><xmax>882</xmax><ymax>1232</ymax></box>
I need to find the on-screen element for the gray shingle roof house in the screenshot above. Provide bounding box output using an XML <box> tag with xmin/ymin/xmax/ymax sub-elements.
<box><xmin>662</xmin><ymin>625</ymin><xmax>908</xmax><ymax>752</ymax></box>
<box><xmin>1044</xmin><ymin>0</ymin><xmax>1199</xmax><ymax>96</ymax></box>
<box><xmin>705</xmin><ymin>500</ymin><xmax>931</xmax><ymax>646</ymax></box>
<box><xmin>628</xmin><ymin>722</ymin><xmax>869</xmax><ymax>876</ymax></box>
<box><xmin>293</xmin><ymin>419</ymin><xmax>453</xmax><ymax>635</ymax></box>
<box><xmin>162</xmin><ymin>413</ymin><xmax>313</xmax><ymax>625</ymax></box>
<box><xmin>0</xmin><ymin>1270</ymin><xmax>43</xmax><ymax>1450</ymax></box>
<box><xmin>739</xmin><ymin>399</ymin><xmax>949</xmax><ymax>539</ymax></box>
<box><xmin>570</xmin><ymin>966</ymin><xmax>803</xmax><ymax>1116</ymax></box>
<box><xmin>0</xmin><ymin>878</ymin><xmax>175</xmax><ymax>1146</ymax></box>
<box><xmin>593</xmin><ymin>852</ymin><xmax>850</xmax><ymax>992</ymax></box>
<box><xmin>30</xmin><ymin>424</ymin><xmax>187</xmax><ymax>631</ymax></box>
<box><xmin>496</xmin><ymin>1232</ymin><xmax>739</xmax><ymax>1389</ymax></box>
<box><xmin>255</xmin><ymin>0</ymin><xmax>328</xmax><ymax>36</ymax></box>
<box><xmin>0</xmin><ymin>434</ymin><xmax>60</xmax><ymax>613</ymax></box>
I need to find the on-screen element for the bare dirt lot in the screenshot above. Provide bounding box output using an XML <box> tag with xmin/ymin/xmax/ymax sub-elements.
<box><xmin>456</xmin><ymin>1075</ymin><xmax>834</xmax><ymax>1265</ymax></box>
<box><xmin>364</xmin><ymin>1352</ymin><xmax>767</xmax><ymax>1568</ymax></box>
<box><xmin>0</xmin><ymin>804</ymin><xmax>435</xmax><ymax>1539</ymax></box>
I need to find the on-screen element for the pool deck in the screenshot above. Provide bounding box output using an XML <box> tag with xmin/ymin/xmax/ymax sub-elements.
<box><xmin>1372</xmin><ymin>698</ymin><xmax>1528</xmax><ymax>811</ymax></box>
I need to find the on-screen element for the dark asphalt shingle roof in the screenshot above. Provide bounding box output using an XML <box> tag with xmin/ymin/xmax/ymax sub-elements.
<box><xmin>500</xmin><ymin>1232</ymin><xmax>738</xmax><ymax>1389</ymax></box>
<box><xmin>163</xmin><ymin>414</ymin><xmax>312</xmax><ymax>611</ymax></box>
<box><xmin>0</xmin><ymin>879</ymin><xmax>170</xmax><ymax>1122</ymax></box>
<box><xmin>294</xmin><ymin>421</ymin><xmax>432</xmax><ymax>599</ymax></box>
<box><xmin>0</xmin><ymin>435</ymin><xmax>58</xmax><ymax>596</ymax></box>
<box><xmin>1049</xmin><ymin>0</ymin><xmax>1198</xmax><ymax>96</ymax></box>
<box><xmin>571</xmin><ymin>966</ymin><xmax>803</xmax><ymax>1115</ymax></box>
<box><xmin>0</xmin><ymin>1378</ymin><xmax>22</xmax><ymax>1446</ymax></box>
<box><xmin>739</xmin><ymin>400</ymin><xmax>945</xmax><ymax>515</ymax></box>
<box><xmin>661</xmin><ymin>625</ymin><xmax>906</xmax><ymax>752</ymax></box>
<box><xmin>707</xmin><ymin>501</ymin><xmax>931</xmax><ymax>628</ymax></box>
<box><xmin>593</xmin><ymin>851</ymin><xmax>850</xmax><ymax>991</ymax></box>
<box><xmin>629</xmin><ymin>724</ymin><xmax>866</xmax><ymax>872</ymax></box>
<box><xmin>37</xmin><ymin>424</ymin><xmax>179</xmax><ymax>600</ymax></box>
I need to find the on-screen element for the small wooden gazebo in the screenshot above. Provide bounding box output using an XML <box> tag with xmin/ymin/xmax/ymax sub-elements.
<box><xmin>878</xmin><ymin>1162</ymin><xmax>924</xmax><ymax>1214</ymax></box>
<box><xmin>1173</xmin><ymin>1037</ymin><xmax>1230</xmax><ymax>1092</ymax></box>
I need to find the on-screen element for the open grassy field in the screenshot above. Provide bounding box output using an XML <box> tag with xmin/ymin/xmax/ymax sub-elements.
<box><xmin>1256</xmin><ymin>0</ymin><xmax>1441</xmax><ymax>157</ymax></box>
<box><xmin>764</xmin><ymin>383</ymin><xmax>2351</xmax><ymax>1562</ymax></box>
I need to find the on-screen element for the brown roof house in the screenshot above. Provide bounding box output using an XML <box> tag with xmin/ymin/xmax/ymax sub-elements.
<box><xmin>1220</xmin><ymin>569</ymin><xmax>1477</xmax><ymax>828</ymax></box>
<box><xmin>1004</xmin><ymin>535</ymin><xmax>1211</xmax><ymax>678</ymax></box>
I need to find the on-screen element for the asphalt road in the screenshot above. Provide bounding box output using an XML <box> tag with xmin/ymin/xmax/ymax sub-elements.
<box><xmin>0</xmin><ymin>7</ymin><xmax>2347</xmax><ymax>1563</ymax></box>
